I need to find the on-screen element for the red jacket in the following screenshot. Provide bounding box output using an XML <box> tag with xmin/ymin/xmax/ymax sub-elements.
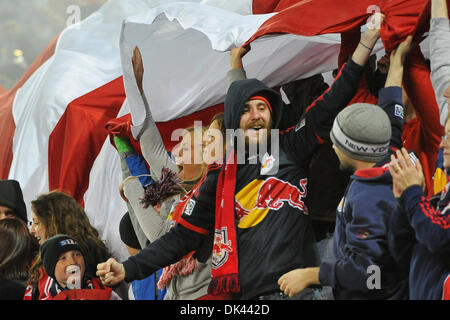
<box><xmin>23</xmin><ymin>267</ymin><xmax>113</xmax><ymax>300</ymax></box>
<box><xmin>23</xmin><ymin>267</ymin><xmax>53</xmax><ymax>300</ymax></box>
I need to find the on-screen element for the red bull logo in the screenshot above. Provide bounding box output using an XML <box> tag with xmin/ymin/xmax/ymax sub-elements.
<box><xmin>255</xmin><ymin>177</ymin><xmax>307</xmax><ymax>211</ymax></box>
<box><xmin>234</xmin><ymin>177</ymin><xmax>308</xmax><ymax>229</ymax></box>
<box><xmin>212</xmin><ymin>227</ymin><xmax>233</xmax><ymax>269</ymax></box>
<box><xmin>234</xmin><ymin>199</ymin><xmax>250</xmax><ymax>222</ymax></box>
<box><xmin>260</xmin><ymin>153</ymin><xmax>276</xmax><ymax>175</ymax></box>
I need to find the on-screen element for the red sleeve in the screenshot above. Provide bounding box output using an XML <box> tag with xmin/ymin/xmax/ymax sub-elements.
<box><xmin>402</xmin><ymin>46</ymin><xmax>444</xmax><ymax>198</ymax></box>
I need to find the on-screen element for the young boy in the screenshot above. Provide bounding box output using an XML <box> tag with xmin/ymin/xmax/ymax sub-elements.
<box><xmin>40</xmin><ymin>234</ymin><xmax>120</xmax><ymax>300</ymax></box>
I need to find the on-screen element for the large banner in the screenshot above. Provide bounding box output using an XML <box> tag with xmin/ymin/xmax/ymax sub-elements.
<box><xmin>0</xmin><ymin>0</ymin><xmax>434</xmax><ymax>261</ymax></box>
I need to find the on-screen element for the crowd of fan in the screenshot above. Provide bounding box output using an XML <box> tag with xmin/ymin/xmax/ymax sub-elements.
<box><xmin>0</xmin><ymin>2</ymin><xmax>449</xmax><ymax>301</ymax></box>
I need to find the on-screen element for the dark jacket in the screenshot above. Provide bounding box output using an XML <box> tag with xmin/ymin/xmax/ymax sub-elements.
<box><xmin>318</xmin><ymin>86</ymin><xmax>408</xmax><ymax>300</ymax></box>
<box><xmin>0</xmin><ymin>278</ymin><xmax>27</xmax><ymax>300</ymax></box>
<box><xmin>319</xmin><ymin>165</ymin><xmax>408</xmax><ymax>299</ymax></box>
<box><xmin>389</xmin><ymin>184</ymin><xmax>450</xmax><ymax>300</ymax></box>
<box><xmin>0</xmin><ymin>180</ymin><xmax>27</xmax><ymax>223</ymax></box>
<box><xmin>123</xmin><ymin>58</ymin><xmax>365</xmax><ymax>299</ymax></box>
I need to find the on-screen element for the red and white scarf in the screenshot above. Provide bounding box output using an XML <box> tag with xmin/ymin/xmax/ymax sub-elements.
<box><xmin>157</xmin><ymin>192</ymin><xmax>197</xmax><ymax>290</ymax></box>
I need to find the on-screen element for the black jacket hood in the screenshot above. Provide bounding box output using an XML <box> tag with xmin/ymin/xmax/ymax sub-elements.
<box><xmin>224</xmin><ymin>79</ymin><xmax>284</xmax><ymax>130</ymax></box>
<box><xmin>0</xmin><ymin>180</ymin><xmax>27</xmax><ymax>222</ymax></box>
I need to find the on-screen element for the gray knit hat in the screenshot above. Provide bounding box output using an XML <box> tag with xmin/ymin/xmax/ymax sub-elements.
<box><xmin>330</xmin><ymin>103</ymin><xmax>391</xmax><ymax>163</ymax></box>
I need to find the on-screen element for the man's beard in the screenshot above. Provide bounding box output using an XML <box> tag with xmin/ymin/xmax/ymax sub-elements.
<box><xmin>243</xmin><ymin>118</ymin><xmax>273</xmax><ymax>148</ymax></box>
<box><xmin>244</xmin><ymin>129</ymin><xmax>271</xmax><ymax>146</ymax></box>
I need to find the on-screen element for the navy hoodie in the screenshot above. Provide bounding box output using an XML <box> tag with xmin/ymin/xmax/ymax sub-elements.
<box><xmin>389</xmin><ymin>184</ymin><xmax>450</xmax><ymax>300</ymax></box>
<box><xmin>318</xmin><ymin>86</ymin><xmax>409</xmax><ymax>299</ymax></box>
<box><xmin>319</xmin><ymin>164</ymin><xmax>408</xmax><ymax>299</ymax></box>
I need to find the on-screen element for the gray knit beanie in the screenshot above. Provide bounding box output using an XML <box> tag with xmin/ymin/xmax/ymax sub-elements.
<box><xmin>330</xmin><ymin>103</ymin><xmax>391</xmax><ymax>163</ymax></box>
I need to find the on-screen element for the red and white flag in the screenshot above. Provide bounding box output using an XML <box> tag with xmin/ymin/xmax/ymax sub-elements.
<box><xmin>0</xmin><ymin>0</ymin><xmax>432</xmax><ymax>260</ymax></box>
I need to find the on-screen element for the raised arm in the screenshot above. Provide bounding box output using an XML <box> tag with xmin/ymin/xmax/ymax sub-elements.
<box><xmin>384</xmin><ymin>36</ymin><xmax>411</xmax><ymax>88</ymax></box>
<box><xmin>430</xmin><ymin>0</ymin><xmax>450</xmax><ymax>125</ymax></box>
<box><xmin>377</xmin><ymin>36</ymin><xmax>412</xmax><ymax>150</ymax></box>
<box><xmin>131</xmin><ymin>47</ymin><xmax>178</xmax><ymax>178</ymax></box>
<box><xmin>117</xmin><ymin>47</ymin><xmax>183</xmax><ymax>243</ymax></box>
<box><xmin>226</xmin><ymin>45</ymin><xmax>250</xmax><ymax>90</ymax></box>
<box><xmin>281</xmin><ymin>14</ymin><xmax>384</xmax><ymax>162</ymax></box>
<box><xmin>351</xmin><ymin>13</ymin><xmax>384</xmax><ymax>67</ymax></box>
<box><xmin>432</xmin><ymin>0</ymin><xmax>449</xmax><ymax>18</ymax></box>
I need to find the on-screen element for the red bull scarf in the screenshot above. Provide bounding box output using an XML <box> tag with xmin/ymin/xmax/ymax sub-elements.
<box><xmin>50</xmin><ymin>277</ymin><xmax>112</xmax><ymax>300</ymax></box>
<box><xmin>208</xmin><ymin>149</ymin><xmax>240</xmax><ymax>295</ymax></box>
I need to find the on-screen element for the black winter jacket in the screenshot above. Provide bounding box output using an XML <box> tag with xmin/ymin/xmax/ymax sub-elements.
<box><xmin>123</xmin><ymin>58</ymin><xmax>365</xmax><ymax>299</ymax></box>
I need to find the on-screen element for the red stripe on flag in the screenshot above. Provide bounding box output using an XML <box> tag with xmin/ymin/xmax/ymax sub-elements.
<box><xmin>155</xmin><ymin>103</ymin><xmax>224</xmax><ymax>152</ymax></box>
<box><xmin>48</xmin><ymin>76</ymin><xmax>126</xmax><ymax>205</ymax></box>
<box><xmin>106</xmin><ymin>104</ymin><xmax>224</xmax><ymax>155</ymax></box>
<box><xmin>402</xmin><ymin>46</ymin><xmax>444</xmax><ymax>198</ymax></box>
<box><xmin>246</xmin><ymin>0</ymin><xmax>428</xmax><ymax>53</ymax></box>
<box><xmin>49</xmin><ymin>74</ymin><xmax>224</xmax><ymax>206</ymax></box>
<box><xmin>252</xmin><ymin>0</ymin><xmax>282</xmax><ymax>14</ymax></box>
<box><xmin>246</xmin><ymin>0</ymin><xmax>371</xmax><ymax>45</ymax></box>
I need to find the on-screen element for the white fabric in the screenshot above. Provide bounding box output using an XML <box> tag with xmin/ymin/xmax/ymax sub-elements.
<box><xmin>7</xmin><ymin>0</ymin><xmax>386</xmax><ymax>264</ymax></box>
<box><xmin>7</xmin><ymin>0</ymin><xmax>255</xmax><ymax>263</ymax></box>
<box><xmin>120</xmin><ymin>3</ymin><xmax>346</xmax><ymax>129</ymax></box>
<box><xmin>9</xmin><ymin>0</ymin><xmax>156</xmax><ymax>262</ymax></box>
